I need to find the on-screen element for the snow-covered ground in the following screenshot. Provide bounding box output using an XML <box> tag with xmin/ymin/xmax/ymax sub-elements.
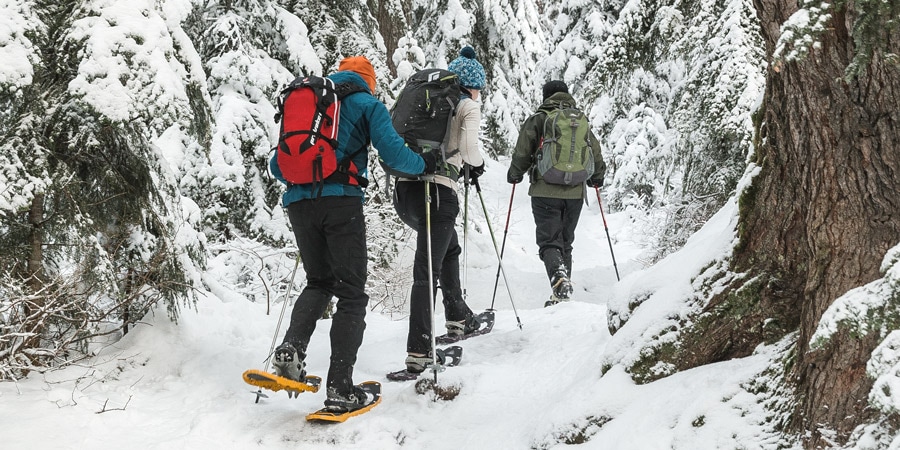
<box><xmin>0</xmin><ymin>158</ymin><xmax>782</xmax><ymax>449</ymax></box>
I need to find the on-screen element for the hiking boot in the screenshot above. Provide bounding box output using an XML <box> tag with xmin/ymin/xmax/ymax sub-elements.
<box><xmin>273</xmin><ymin>342</ymin><xmax>306</xmax><ymax>382</ymax></box>
<box><xmin>405</xmin><ymin>351</ymin><xmax>446</xmax><ymax>374</ymax></box>
<box><xmin>551</xmin><ymin>270</ymin><xmax>573</xmax><ymax>300</ymax></box>
<box><xmin>324</xmin><ymin>385</ymin><xmax>368</xmax><ymax>413</ymax></box>
<box><xmin>445</xmin><ymin>314</ymin><xmax>482</xmax><ymax>336</ymax></box>
<box><xmin>545</xmin><ymin>293</ymin><xmax>570</xmax><ymax>307</ymax></box>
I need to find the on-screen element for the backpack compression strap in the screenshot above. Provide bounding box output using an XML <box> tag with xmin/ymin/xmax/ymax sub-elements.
<box><xmin>322</xmin><ymin>84</ymin><xmax>370</xmax><ymax>190</ymax></box>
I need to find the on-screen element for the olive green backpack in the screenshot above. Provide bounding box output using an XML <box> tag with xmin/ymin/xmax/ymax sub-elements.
<box><xmin>535</xmin><ymin>106</ymin><xmax>595</xmax><ymax>185</ymax></box>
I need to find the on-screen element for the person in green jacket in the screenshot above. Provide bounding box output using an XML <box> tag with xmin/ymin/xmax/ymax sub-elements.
<box><xmin>507</xmin><ymin>80</ymin><xmax>607</xmax><ymax>306</ymax></box>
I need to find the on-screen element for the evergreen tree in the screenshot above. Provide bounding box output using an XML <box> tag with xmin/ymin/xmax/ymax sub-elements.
<box><xmin>0</xmin><ymin>0</ymin><xmax>205</xmax><ymax>378</ymax></box>
<box><xmin>471</xmin><ymin>0</ymin><xmax>544</xmax><ymax>156</ymax></box>
<box><xmin>580</xmin><ymin>0</ymin><xmax>764</xmax><ymax>260</ymax></box>
<box><xmin>181</xmin><ymin>0</ymin><xmax>320</xmax><ymax>245</ymax></box>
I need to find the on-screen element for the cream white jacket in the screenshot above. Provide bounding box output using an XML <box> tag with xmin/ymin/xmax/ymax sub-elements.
<box><xmin>399</xmin><ymin>97</ymin><xmax>484</xmax><ymax>192</ymax></box>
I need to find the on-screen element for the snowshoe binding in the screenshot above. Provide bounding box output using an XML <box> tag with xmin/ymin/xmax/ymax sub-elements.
<box><xmin>386</xmin><ymin>346</ymin><xmax>463</xmax><ymax>381</ymax></box>
<box><xmin>437</xmin><ymin>310</ymin><xmax>495</xmax><ymax>344</ymax></box>
<box><xmin>243</xmin><ymin>342</ymin><xmax>319</xmax><ymax>398</ymax></box>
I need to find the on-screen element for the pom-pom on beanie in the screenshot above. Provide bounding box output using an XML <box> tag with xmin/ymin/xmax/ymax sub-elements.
<box><xmin>542</xmin><ymin>80</ymin><xmax>569</xmax><ymax>101</ymax></box>
<box><xmin>338</xmin><ymin>55</ymin><xmax>377</xmax><ymax>93</ymax></box>
<box><xmin>448</xmin><ymin>46</ymin><xmax>486</xmax><ymax>90</ymax></box>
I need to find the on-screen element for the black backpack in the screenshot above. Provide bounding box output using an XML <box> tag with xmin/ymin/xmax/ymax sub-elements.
<box><xmin>382</xmin><ymin>68</ymin><xmax>461</xmax><ymax>179</ymax></box>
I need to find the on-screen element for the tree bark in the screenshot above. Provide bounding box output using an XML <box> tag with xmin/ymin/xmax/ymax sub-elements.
<box><xmin>665</xmin><ymin>1</ymin><xmax>900</xmax><ymax>447</ymax></box>
<box><xmin>24</xmin><ymin>193</ymin><xmax>47</xmax><ymax>352</ymax></box>
<box><xmin>749</xmin><ymin>1</ymin><xmax>900</xmax><ymax>446</ymax></box>
<box><xmin>370</xmin><ymin>0</ymin><xmax>403</xmax><ymax>76</ymax></box>
<box><xmin>27</xmin><ymin>193</ymin><xmax>46</xmax><ymax>294</ymax></box>
<box><xmin>710</xmin><ymin>0</ymin><xmax>900</xmax><ymax>446</ymax></box>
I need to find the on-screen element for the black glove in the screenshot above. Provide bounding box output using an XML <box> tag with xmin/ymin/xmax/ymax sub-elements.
<box><xmin>421</xmin><ymin>149</ymin><xmax>439</xmax><ymax>175</ymax></box>
<box><xmin>586</xmin><ymin>177</ymin><xmax>603</xmax><ymax>188</ymax></box>
<box><xmin>464</xmin><ymin>163</ymin><xmax>485</xmax><ymax>181</ymax></box>
<box><xmin>507</xmin><ymin>172</ymin><xmax>523</xmax><ymax>184</ymax></box>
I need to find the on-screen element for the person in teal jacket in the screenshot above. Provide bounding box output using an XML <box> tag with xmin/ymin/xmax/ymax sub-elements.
<box><xmin>269</xmin><ymin>56</ymin><xmax>436</xmax><ymax>413</ymax></box>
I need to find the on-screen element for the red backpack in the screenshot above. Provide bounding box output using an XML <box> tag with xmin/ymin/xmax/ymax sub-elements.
<box><xmin>275</xmin><ymin>76</ymin><xmax>369</xmax><ymax>193</ymax></box>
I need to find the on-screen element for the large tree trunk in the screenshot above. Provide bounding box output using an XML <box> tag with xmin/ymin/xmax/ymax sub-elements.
<box><xmin>749</xmin><ymin>1</ymin><xmax>900</xmax><ymax>446</ymax></box>
<box><xmin>738</xmin><ymin>0</ymin><xmax>900</xmax><ymax>448</ymax></box>
<box><xmin>667</xmin><ymin>1</ymin><xmax>900</xmax><ymax>448</ymax></box>
<box><xmin>369</xmin><ymin>0</ymin><xmax>405</xmax><ymax>76</ymax></box>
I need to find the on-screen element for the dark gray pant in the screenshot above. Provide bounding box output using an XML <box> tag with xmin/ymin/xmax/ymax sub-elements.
<box><xmin>283</xmin><ymin>196</ymin><xmax>368</xmax><ymax>396</ymax></box>
<box><xmin>394</xmin><ymin>181</ymin><xmax>474</xmax><ymax>354</ymax></box>
<box><xmin>531</xmin><ymin>197</ymin><xmax>583</xmax><ymax>282</ymax></box>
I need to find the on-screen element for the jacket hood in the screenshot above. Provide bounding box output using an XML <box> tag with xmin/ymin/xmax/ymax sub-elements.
<box><xmin>539</xmin><ymin>91</ymin><xmax>577</xmax><ymax>112</ymax></box>
<box><xmin>328</xmin><ymin>71</ymin><xmax>372</xmax><ymax>93</ymax></box>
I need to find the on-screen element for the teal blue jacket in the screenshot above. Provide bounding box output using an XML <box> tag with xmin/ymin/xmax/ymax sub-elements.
<box><xmin>270</xmin><ymin>71</ymin><xmax>424</xmax><ymax>206</ymax></box>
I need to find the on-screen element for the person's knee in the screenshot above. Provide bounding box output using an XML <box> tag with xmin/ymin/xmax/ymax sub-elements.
<box><xmin>333</xmin><ymin>295</ymin><xmax>368</xmax><ymax>318</ymax></box>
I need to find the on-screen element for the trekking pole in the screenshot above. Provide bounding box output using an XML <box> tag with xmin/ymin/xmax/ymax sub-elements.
<box><xmin>256</xmin><ymin>251</ymin><xmax>302</xmax><ymax>403</ymax></box>
<box><xmin>423</xmin><ymin>176</ymin><xmax>443</xmax><ymax>383</ymax></box>
<box><xmin>490</xmin><ymin>183</ymin><xmax>516</xmax><ymax>310</ymax></box>
<box><xmin>594</xmin><ymin>186</ymin><xmax>620</xmax><ymax>281</ymax></box>
<box><xmin>462</xmin><ymin>166</ymin><xmax>470</xmax><ymax>302</ymax></box>
<box><xmin>473</xmin><ymin>178</ymin><xmax>523</xmax><ymax>329</ymax></box>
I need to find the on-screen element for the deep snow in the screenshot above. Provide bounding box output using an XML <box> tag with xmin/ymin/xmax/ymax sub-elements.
<box><xmin>0</xmin><ymin>158</ymin><xmax>781</xmax><ymax>449</ymax></box>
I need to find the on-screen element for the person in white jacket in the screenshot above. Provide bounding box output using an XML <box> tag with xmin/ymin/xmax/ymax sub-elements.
<box><xmin>394</xmin><ymin>46</ymin><xmax>487</xmax><ymax>373</ymax></box>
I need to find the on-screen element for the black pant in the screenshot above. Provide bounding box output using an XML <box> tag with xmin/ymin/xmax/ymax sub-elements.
<box><xmin>394</xmin><ymin>181</ymin><xmax>474</xmax><ymax>354</ymax></box>
<box><xmin>531</xmin><ymin>197</ymin><xmax>583</xmax><ymax>283</ymax></box>
<box><xmin>283</xmin><ymin>196</ymin><xmax>368</xmax><ymax>396</ymax></box>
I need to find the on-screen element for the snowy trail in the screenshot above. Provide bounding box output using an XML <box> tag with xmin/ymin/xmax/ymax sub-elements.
<box><xmin>0</xmin><ymin>159</ymin><xmax>779</xmax><ymax>449</ymax></box>
<box><xmin>230</xmin><ymin>168</ymin><xmax>630</xmax><ymax>448</ymax></box>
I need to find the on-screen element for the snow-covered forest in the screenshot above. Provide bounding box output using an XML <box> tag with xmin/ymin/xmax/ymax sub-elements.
<box><xmin>1</xmin><ymin>0</ymin><xmax>898</xmax><ymax>449</ymax></box>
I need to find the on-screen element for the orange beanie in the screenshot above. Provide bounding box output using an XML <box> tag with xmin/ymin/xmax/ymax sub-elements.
<box><xmin>338</xmin><ymin>56</ymin><xmax>376</xmax><ymax>93</ymax></box>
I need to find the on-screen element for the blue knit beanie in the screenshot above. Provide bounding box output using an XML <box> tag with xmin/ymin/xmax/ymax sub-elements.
<box><xmin>448</xmin><ymin>46</ymin><xmax>486</xmax><ymax>90</ymax></box>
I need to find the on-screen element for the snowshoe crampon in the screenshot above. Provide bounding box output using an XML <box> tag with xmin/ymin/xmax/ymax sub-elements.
<box><xmin>242</xmin><ymin>369</ymin><xmax>321</xmax><ymax>397</ymax></box>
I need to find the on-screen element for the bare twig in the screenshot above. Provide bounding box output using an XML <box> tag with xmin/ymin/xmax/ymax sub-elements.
<box><xmin>96</xmin><ymin>395</ymin><xmax>132</xmax><ymax>414</ymax></box>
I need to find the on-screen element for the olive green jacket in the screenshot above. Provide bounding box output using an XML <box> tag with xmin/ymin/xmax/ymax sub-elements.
<box><xmin>507</xmin><ymin>92</ymin><xmax>606</xmax><ymax>199</ymax></box>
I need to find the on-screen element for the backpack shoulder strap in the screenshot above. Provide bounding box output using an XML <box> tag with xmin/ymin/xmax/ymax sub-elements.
<box><xmin>542</xmin><ymin>109</ymin><xmax>562</xmax><ymax>143</ymax></box>
<box><xmin>328</xmin><ymin>81</ymin><xmax>372</xmax><ymax>188</ymax></box>
<box><xmin>334</xmin><ymin>82</ymin><xmax>368</xmax><ymax>99</ymax></box>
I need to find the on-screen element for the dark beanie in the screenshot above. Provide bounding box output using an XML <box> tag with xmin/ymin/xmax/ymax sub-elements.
<box><xmin>542</xmin><ymin>80</ymin><xmax>568</xmax><ymax>100</ymax></box>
